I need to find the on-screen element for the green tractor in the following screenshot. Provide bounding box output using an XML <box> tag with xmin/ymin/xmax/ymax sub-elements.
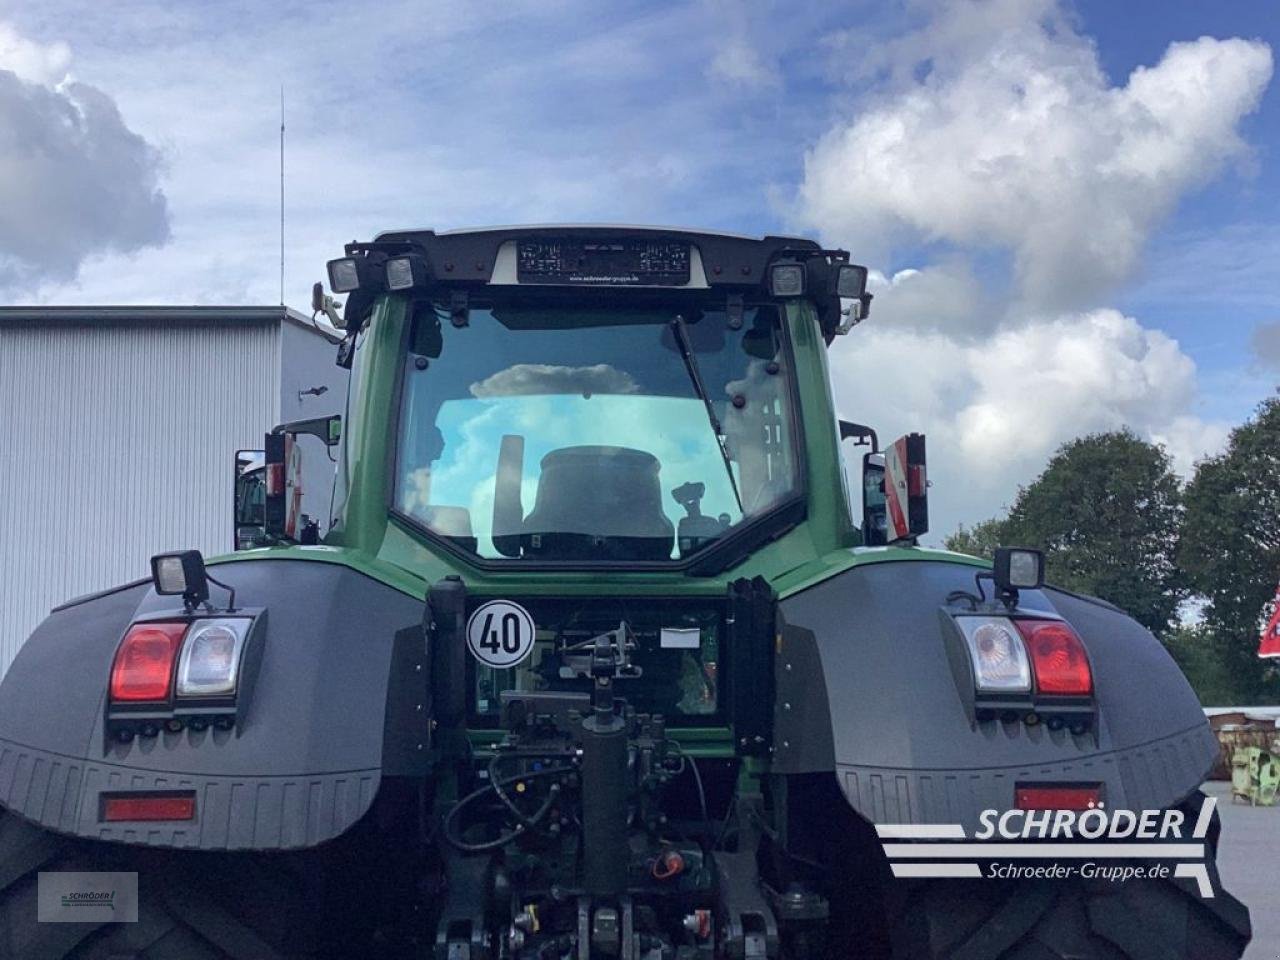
<box><xmin>0</xmin><ymin>227</ymin><xmax>1250</xmax><ymax>959</ymax></box>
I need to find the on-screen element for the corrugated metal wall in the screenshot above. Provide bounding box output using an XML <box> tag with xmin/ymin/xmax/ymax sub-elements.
<box><xmin>0</xmin><ymin>321</ymin><xmax>281</xmax><ymax>675</ymax></box>
<box><xmin>277</xmin><ymin>320</ymin><xmax>348</xmax><ymax>528</ymax></box>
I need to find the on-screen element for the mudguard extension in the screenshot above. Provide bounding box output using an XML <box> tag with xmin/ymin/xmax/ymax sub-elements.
<box><xmin>0</xmin><ymin>560</ymin><xmax>423</xmax><ymax>850</ymax></box>
<box><xmin>775</xmin><ymin>559</ymin><xmax>1218</xmax><ymax>833</ymax></box>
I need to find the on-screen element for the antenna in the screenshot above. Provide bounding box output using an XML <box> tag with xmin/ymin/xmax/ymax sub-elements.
<box><xmin>279</xmin><ymin>85</ymin><xmax>285</xmax><ymax>306</ymax></box>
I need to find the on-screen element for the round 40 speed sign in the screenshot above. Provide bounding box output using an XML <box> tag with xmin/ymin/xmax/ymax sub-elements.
<box><xmin>466</xmin><ymin>599</ymin><xmax>537</xmax><ymax>669</ymax></box>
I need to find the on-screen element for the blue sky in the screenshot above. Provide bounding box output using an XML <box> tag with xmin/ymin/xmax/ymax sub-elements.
<box><xmin>1</xmin><ymin>0</ymin><xmax>1276</xmax><ymax>536</ymax></box>
<box><xmin>1076</xmin><ymin>0</ymin><xmax>1280</xmax><ymax>421</ymax></box>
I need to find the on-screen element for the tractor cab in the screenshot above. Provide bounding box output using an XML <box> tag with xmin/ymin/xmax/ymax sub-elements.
<box><xmin>252</xmin><ymin>226</ymin><xmax>927</xmax><ymax>574</ymax></box>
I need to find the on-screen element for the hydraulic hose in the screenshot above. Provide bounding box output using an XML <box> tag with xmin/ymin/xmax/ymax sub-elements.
<box><xmin>442</xmin><ymin>766</ymin><xmax>571</xmax><ymax>854</ymax></box>
<box><xmin>489</xmin><ymin>753</ymin><xmax>574</xmax><ymax>829</ymax></box>
<box><xmin>670</xmin><ymin>741</ymin><xmax>711</xmax><ymax>840</ymax></box>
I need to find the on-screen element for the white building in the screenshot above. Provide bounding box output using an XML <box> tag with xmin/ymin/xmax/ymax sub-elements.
<box><xmin>0</xmin><ymin>306</ymin><xmax>347</xmax><ymax>675</ymax></box>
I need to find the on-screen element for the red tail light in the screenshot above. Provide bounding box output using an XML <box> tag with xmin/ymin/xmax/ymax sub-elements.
<box><xmin>1015</xmin><ymin>619</ymin><xmax>1092</xmax><ymax>695</ymax></box>
<box><xmin>101</xmin><ymin>792</ymin><xmax>196</xmax><ymax>822</ymax></box>
<box><xmin>1015</xmin><ymin>784</ymin><xmax>1101</xmax><ymax>810</ymax></box>
<box><xmin>110</xmin><ymin>623</ymin><xmax>186</xmax><ymax>702</ymax></box>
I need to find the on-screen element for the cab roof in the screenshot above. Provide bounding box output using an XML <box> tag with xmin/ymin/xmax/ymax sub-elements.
<box><xmin>369</xmin><ymin>224</ymin><xmax>823</xmax><ymax>289</ymax></box>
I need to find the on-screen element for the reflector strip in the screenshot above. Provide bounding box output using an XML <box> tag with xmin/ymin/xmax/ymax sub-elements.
<box><xmin>1015</xmin><ymin>785</ymin><xmax>1101</xmax><ymax>810</ymax></box>
<box><xmin>884</xmin><ymin>438</ymin><xmax>910</xmax><ymax>541</ymax></box>
<box><xmin>101</xmin><ymin>793</ymin><xmax>196</xmax><ymax>822</ymax></box>
<box><xmin>266</xmin><ymin>462</ymin><xmax>284</xmax><ymax>497</ymax></box>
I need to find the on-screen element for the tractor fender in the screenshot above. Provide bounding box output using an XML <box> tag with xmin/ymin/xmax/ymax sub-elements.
<box><xmin>773</xmin><ymin>558</ymin><xmax>1218</xmax><ymax>834</ymax></box>
<box><xmin>0</xmin><ymin>558</ymin><xmax>424</xmax><ymax>850</ymax></box>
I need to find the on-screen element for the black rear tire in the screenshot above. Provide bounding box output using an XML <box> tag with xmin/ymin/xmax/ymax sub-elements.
<box><xmin>885</xmin><ymin>791</ymin><xmax>1251</xmax><ymax>960</ymax></box>
<box><xmin>0</xmin><ymin>805</ymin><xmax>426</xmax><ymax>960</ymax></box>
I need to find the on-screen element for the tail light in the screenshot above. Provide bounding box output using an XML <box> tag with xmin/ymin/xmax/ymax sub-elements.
<box><xmin>176</xmin><ymin>618</ymin><xmax>249</xmax><ymax>697</ymax></box>
<box><xmin>1016</xmin><ymin>620</ymin><xmax>1093</xmax><ymax>695</ymax></box>
<box><xmin>954</xmin><ymin>617</ymin><xmax>1032</xmax><ymax>692</ymax></box>
<box><xmin>1015</xmin><ymin>784</ymin><xmax>1101</xmax><ymax>810</ymax></box>
<box><xmin>110</xmin><ymin>623</ymin><xmax>186</xmax><ymax>702</ymax></box>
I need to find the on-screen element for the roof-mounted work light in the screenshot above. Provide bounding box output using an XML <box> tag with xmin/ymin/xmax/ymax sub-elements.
<box><xmin>768</xmin><ymin>262</ymin><xmax>806</xmax><ymax>297</ymax></box>
<box><xmin>385</xmin><ymin>254</ymin><xmax>430</xmax><ymax>292</ymax></box>
<box><xmin>836</xmin><ymin>264</ymin><xmax>869</xmax><ymax>299</ymax></box>
<box><xmin>834</xmin><ymin>263</ymin><xmax>873</xmax><ymax>335</ymax></box>
<box><xmin>326</xmin><ymin>258</ymin><xmax>361</xmax><ymax>293</ymax></box>
<box><xmin>326</xmin><ymin>256</ymin><xmax>385</xmax><ymax>294</ymax></box>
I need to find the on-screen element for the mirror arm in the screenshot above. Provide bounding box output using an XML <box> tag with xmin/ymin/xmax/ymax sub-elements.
<box><xmin>272</xmin><ymin>414</ymin><xmax>342</xmax><ymax>447</ymax></box>
<box><xmin>839</xmin><ymin>420</ymin><xmax>878</xmax><ymax>452</ymax></box>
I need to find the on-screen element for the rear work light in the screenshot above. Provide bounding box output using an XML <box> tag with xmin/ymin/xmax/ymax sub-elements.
<box><xmin>101</xmin><ymin>792</ymin><xmax>196</xmax><ymax>822</ymax></box>
<box><xmin>1015</xmin><ymin>784</ymin><xmax>1102</xmax><ymax>810</ymax></box>
<box><xmin>1016</xmin><ymin>619</ymin><xmax>1093</xmax><ymax>695</ymax></box>
<box><xmin>110</xmin><ymin>623</ymin><xmax>186</xmax><ymax>702</ymax></box>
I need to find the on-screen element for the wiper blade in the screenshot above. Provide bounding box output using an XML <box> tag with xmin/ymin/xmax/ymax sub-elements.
<box><xmin>670</xmin><ymin>316</ymin><xmax>744</xmax><ymax>514</ymax></box>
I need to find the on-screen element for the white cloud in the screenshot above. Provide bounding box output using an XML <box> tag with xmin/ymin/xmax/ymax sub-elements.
<box><xmin>1147</xmin><ymin>415</ymin><xmax>1232</xmax><ymax>476</ymax></box>
<box><xmin>709</xmin><ymin>35</ymin><xmax>779</xmax><ymax>89</ymax></box>
<box><xmin>0</xmin><ymin>22</ymin><xmax>69</xmax><ymax>85</ymax></box>
<box><xmin>704</xmin><ymin>0</ymin><xmax>781</xmax><ymax>90</ymax></box>
<box><xmin>0</xmin><ymin>24</ymin><xmax>168</xmax><ymax>290</ymax></box>
<box><xmin>829</xmin><ymin>308</ymin><xmax>1229</xmax><ymax>537</ymax></box>
<box><xmin>866</xmin><ymin>260</ymin><xmax>990</xmax><ymax>333</ymax></box>
<box><xmin>1250</xmin><ymin>321</ymin><xmax>1280</xmax><ymax>372</ymax></box>
<box><xmin>799</xmin><ymin>0</ymin><xmax>1265</xmax><ymax>534</ymax></box>
<box><xmin>797</xmin><ymin>1</ymin><xmax>1273</xmax><ymax>310</ymax></box>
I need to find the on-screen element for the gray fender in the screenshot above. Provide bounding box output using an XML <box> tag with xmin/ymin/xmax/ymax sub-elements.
<box><xmin>774</xmin><ymin>559</ymin><xmax>1217</xmax><ymax>833</ymax></box>
<box><xmin>0</xmin><ymin>559</ymin><xmax>424</xmax><ymax>850</ymax></box>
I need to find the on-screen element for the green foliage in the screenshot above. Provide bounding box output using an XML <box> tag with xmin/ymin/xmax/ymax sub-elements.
<box><xmin>1179</xmin><ymin>396</ymin><xmax>1280</xmax><ymax>702</ymax></box>
<box><xmin>1002</xmin><ymin>430</ymin><xmax>1185</xmax><ymax>636</ymax></box>
<box><xmin>1164</xmin><ymin>622</ymin><xmax>1245</xmax><ymax>706</ymax></box>
<box><xmin>947</xmin><ymin>431</ymin><xmax>1184</xmax><ymax>636</ymax></box>
<box><xmin>943</xmin><ymin>518</ymin><xmax>1007</xmax><ymax>559</ymax></box>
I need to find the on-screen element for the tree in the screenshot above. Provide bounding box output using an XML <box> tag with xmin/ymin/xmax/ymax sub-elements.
<box><xmin>1004</xmin><ymin>431</ymin><xmax>1185</xmax><ymax>636</ymax></box>
<box><xmin>1179</xmin><ymin>395</ymin><xmax>1280</xmax><ymax>702</ymax></box>
<box><xmin>1164</xmin><ymin>622</ymin><xmax>1244</xmax><ymax>706</ymax></box>
<box><xmin>943</xmin><ymin>518</ymin><xmax>1007</xmax><ymax>558</ymax></box>
<box><xmin>946</xmin><ymin>431</ymin><xmax>1185</xmax><ymax>637</ymax></box>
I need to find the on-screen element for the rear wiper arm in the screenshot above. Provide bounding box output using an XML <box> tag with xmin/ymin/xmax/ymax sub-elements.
<box><xmin>670</xmin><ymin>316</ymin><xmax>744</xmax><ymax>514</ymax></box>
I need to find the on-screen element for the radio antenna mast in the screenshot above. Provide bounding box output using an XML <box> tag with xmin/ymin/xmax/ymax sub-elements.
<box><xmin>279</xmin><ymin>85</ymin><xmax>285</xmax><ymax>306</ymax></box>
